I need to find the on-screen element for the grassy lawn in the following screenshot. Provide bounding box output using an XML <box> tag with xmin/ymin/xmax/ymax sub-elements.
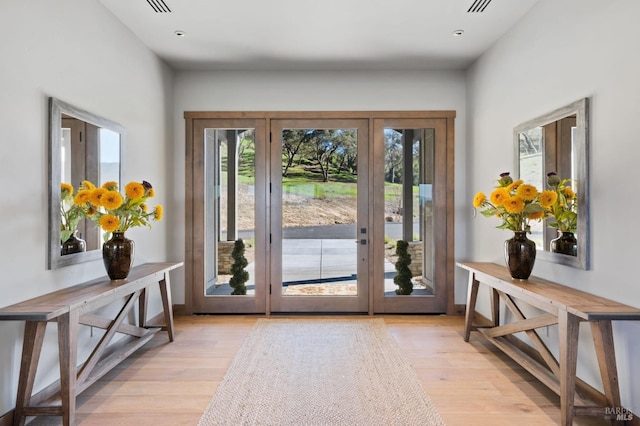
<box><xmin>233</xmin><ymin>154</ymin><xmax>419</xmax><ymax>202</ymax></box>
<box><xmin>282</xmin><ymin>164</ymin><xmax>356</xmax><ymax>198</ymax></box>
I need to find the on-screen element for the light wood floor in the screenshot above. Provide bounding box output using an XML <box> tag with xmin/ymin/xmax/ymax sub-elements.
<box><xmin>35</xmin><ymin>314</ymin><xmax>614</xmax><ymax>425</ymax></box>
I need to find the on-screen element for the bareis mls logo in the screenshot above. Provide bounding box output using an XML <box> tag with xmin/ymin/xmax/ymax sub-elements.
<box><xmin>604</xmin><ymin>407</ymin><xmax>633</xmax><ymax>421</ymax></box>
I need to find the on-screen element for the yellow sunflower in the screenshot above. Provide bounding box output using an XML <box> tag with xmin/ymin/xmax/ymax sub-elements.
<box><xmin>61</xmin><ymin>182</ymin><xmax>74</xmax><ymax>195</ymax></box>
<box><xmin>529</xmin><ymin>211</ymin><xmax>545</xmax><ymax>220</ymax></box>
<box><xmin>102</xmin><ymin>181</ymin><xmax>119</xmax><ymax>191</ymax></box>
<box><xmin>101</xmin><ymin>191</ymin><xmax>124</xmax><ymax>210</ymax></box>
<box><xmin>516</xmin><ymin>184</ymin><xmax>538</xmax><ymax>201</ymax></box>
<box><xmin>503</xmin><ymin>196</ymin><xmax>524</xmax><ymax>214</ymax></box>
<box><xmin>490</xmin><ymin>188</ymin><xmax>509</xmax><ymax>206</ymax></box>
<box><xmin>81</xmin><ymin>180</ymin><xmax>96</xmax><ymax>190</ymax></box>
<box><xmin>507</xmin><ymin>179</ymin><xmax>524</xmax><ymax>192</ymax></box>
<box><xmin>563</xmin><ymin>187</ymin><xmax>576</xmax><ymax>200</ymax></box>
<box><xmin>99</xmin><ymin>214</ymin><xmax>120</xmax><ymax>232</ymax></box>
<box><xmin>473</xmin><ymin>192</ymin><xmax>486</xmax><ymax>208</ymax></box>
<box><xmin>125</xmin><ymin>182</ymin><xmax>145</xmax><ymax>199</ymax></box>
<box><xmin>89</xmin><ymin>187</ymin><xmax>107</xmax><ymax>207</ymax></box>
<box><xmin>539</xmin><ymin>190</ymin><xmax>558</xmax><ymax>209</ymax></box>
<box><xmin>73</xmin><ymin>189</ymin><xmax>92</xmax><ymax>206</ymax></box>
<box><xmin>154</xmin><ymin>205</ymin><xmax>163</xmax><ymax>221</ymax></box>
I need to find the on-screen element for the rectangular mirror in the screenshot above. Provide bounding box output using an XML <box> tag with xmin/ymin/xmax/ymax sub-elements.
<box><xmin>48</xmin><ymin>97</ymin><xmax>123</xmax><ymax>269</ymax></box>
<box><xmin>514</xmin><ymin>98</ymin><xmax>590</xmax><ymax>269</ymax></box>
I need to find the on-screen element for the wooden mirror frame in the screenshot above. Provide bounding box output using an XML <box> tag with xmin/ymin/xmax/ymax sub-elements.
<box><xmin>514</xmin><ymin>98</ymin><xmax>590</xmax><ymax>270</ymax></box>
<box><xmin>48</xmin><ymin>97</ymin><xmax>124</xmax><ymax>269</ymax></box>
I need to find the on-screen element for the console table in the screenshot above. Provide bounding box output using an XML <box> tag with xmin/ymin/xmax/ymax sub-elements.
<box><xmin>457</xmin><ymin>262</ymin><xmax>640</xmax><ymax>425</ymax></box>
<box><xmin>0</xmin><ymin>262</ymin><xmax>183</xmax><ymax>426</ymax></box>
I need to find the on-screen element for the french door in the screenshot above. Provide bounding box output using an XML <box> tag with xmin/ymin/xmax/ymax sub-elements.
<box><xmin>189</xmin><ymin>118</ymin><xmax>268</xmax><ymax>313</ymax></box>
<box><xmin>371</xmin><ymin>118</ymin><xmax>449</xmax><ymax>313</ymax></box>
<box><xmin>269</xmin><ymin>119</ymin><xmax>369</xmax><ymax>313</ymax></box>
<box><xmin>185</xmin><ymin>112</ymin><xmax>454</xmax><ymax>315</ymax></box>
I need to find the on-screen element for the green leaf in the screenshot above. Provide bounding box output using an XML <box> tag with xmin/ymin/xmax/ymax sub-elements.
<box><xmin>523</xmin><ymin>203</ymin><xmax>544</xmax><ymax>213</ymax></box>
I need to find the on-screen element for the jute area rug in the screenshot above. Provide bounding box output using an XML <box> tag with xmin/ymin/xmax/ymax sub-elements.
<box><xmin>198</xmin><ymin>318</ymin><xmax>444</xmax><ymax>426</ymax></box>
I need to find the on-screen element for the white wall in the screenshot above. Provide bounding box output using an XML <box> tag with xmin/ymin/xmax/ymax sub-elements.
<box><xmin>466</xmin><ymin>0</ymin><xmax>640</xmax><ymax>412</ymax></box>
<box><xmin>0</xmin><ymin>0</ymin><xmax>174</xmax><ymax>416</ymax></box>
<box><xmin>172</xmin><ymin>69</ymin><xmax>468</xmax><ymax>304</ymax></box>
<box><xmin>5</xmin><ymin>0</ymin><xmax>634</xmax><ymax>417</ymax></box>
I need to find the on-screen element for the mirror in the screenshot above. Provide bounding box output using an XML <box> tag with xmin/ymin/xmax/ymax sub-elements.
<box><xmin>514</xmin><ymin>98</ymin><xmax>589</xmax><ymax>269</ymax></box>
<box><xmin>48</xmin><ymin>97</ymin><xmax>123</xmax><ymax>269</ymax></box>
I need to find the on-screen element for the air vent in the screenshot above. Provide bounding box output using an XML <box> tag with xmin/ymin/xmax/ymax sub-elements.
<box><xmin>467</xmin><ymin>0</ymin><xmax>492</xmax><ymax>13</ymax></box>
<box><xmin>146</xmin><ymin>0</ymin><xmax>171</xmax><ymax>13</ymax></box>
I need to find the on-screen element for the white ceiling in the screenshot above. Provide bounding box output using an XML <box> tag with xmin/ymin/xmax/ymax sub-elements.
<box><xmin>99</xmin><ymin>0</ymin><xmax>539</xmax><ymax>71</ymax></box>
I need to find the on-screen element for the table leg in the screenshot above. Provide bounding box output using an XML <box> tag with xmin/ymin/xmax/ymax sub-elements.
<box><xmin>591</xmin><ymin>320</ymin><xmax>624</xmax><ymax>425</ymax></box>
<box><xmin>159</xmin><ymin>272</ymin><xmax>175</xmax><ymax>342</ymax></box>
<box><xmin>464</xmin><ymin>272</ymin><xmax>480</xmax><ymax>342</ymax></box>
<box><xmin>490</xmin><ymin>288</ymin><xmax>500</xmax><ymax>327</ymax></box>
<box><xmin>558</xmin><ymin>310</ymin><xmax>579</xmax><ymax>426</ymax></box>
<box><xmin>13</xmin><ymin>321</ymin><xmax>47</xmax><ymax>426</ymax></box>
<box><xmin>57</xmin><ymin>310</ymin><xmax>79</xmax><ymax>426</ymax></box>
<box><xmin>139</xmin><ymin>287</ymin><xmax>148</xmax><ymax>328</ymax></box>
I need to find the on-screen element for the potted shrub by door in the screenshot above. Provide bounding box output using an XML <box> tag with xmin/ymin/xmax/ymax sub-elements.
<box><xmin>393</xmin><ymin>240</ymin><xmax>413</xmax><ymax>295</ymax></box>
<box><xmin>229</xmin><ymin>239</ymin><xmax>249</xmax><ymax>295</ymax></box>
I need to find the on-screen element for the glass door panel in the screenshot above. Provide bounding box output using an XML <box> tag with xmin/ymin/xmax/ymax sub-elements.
<box><xmin>205</xmin><ymin>128</ymin><xmax>256</xmax><ymax>296</ymax></box>
<box><xmin>373</xmin><ymin>119</ymin><xmax>448</xmax><ymax>313</ymax></box>
<box><xmin>270</xmin><ymin>120</ymin><xmax>369</xmax><ymax>313</ymax></box>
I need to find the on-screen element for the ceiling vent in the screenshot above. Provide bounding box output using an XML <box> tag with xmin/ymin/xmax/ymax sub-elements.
<box><xmin>146</xmin><ymin>0</ymin><xmax>171</xmax><ymax>13</ymax></box>
<box><xmin>467</xmin><ymin>0</ymin><xmax>492</xmax><ymax>13</ymax></box>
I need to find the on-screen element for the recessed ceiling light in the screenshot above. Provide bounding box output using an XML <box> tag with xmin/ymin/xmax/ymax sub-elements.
<box><xmin>452</xmin><ymin>29</ymin><xmax>464</xmax><ymax>36</ymax></box>
<box><xmin>174</xmin><ymin>30</ymin><xmax>186</xmax><ymax>37</ymax></box>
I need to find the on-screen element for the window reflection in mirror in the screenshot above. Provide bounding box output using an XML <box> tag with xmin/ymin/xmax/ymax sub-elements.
<box><xmin>49</xmin><ymin>97</ymin><xmax>123</xmax><ymax>269</ymax></box>
<box><xmin>513</xmin><ymin>98</ymin><xmax>589</xmax><ymax>270</ymax></box>
<box><xmin>518</xmin><ymin>126</ymin><xmax>545</xmax><ymax>249</ymax></box>
<box><xmin>100</xmin><ymin>129</ymin><xmax>121</xmax><ymax>183</ymax></box>
<box><xmin>518</xmin><ymin>117</ymin><xmax>578</xmax><ymax>251</ymax></box>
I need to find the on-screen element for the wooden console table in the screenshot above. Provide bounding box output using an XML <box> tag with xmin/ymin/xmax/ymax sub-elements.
<box><xmin>0</xmin><ymin>262</ymin><xmax>183</xmax><ymax>426</ymax></box>
<box><xmin>457</xmin><ymin>262</ymin><xmax>640</xmax><ymax>426</ymax></box>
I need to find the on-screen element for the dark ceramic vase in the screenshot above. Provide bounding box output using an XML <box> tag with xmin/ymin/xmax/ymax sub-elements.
<box><xmin>550</xmin><ymin>231</ymin><xmax>577</xmax><ymax>257</ymax></box>
<box><xmin>504</xmin><ymin>231</ymin><xmax>536</xmax><ymax>280</ymax></box>
<box><xmin>103</xmin><ymin>231</ymin><xmax>134</xmax><ymax>280</ymax></box>
<box><xmin>61</xmin><ymin>230</ymin><xmax>86</xmax><ymax>255</ymax></box>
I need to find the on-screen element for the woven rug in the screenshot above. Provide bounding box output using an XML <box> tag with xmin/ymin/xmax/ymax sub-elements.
<box><xmin>198</xmin><ymin>318</ymin><xmax>444</xmax><ymax>426</ymax></box>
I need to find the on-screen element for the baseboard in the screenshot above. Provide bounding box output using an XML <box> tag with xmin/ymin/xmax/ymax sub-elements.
<box><xmin>453</xmin><ymin>303</ymin><xmax>466</xmax><ymax>315</ymax></box>
<box><xmin>173</xmin><ymin>303</ymin><xmax>187</xmax><ymax>316</ymax></box>
<box><xmin>469</xmin><ymin>310</ymin><xmax>494</xmax><ymax>327</ymax></box>
<box><xmin>0</xmin><ymin>410</ymin><xmax>13</xmax><ymax>426</ymax></box>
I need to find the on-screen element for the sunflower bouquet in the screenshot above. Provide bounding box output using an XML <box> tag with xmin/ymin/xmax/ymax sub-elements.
<box><xmin>546</xmin><ymin>172</ymin><xmax>577</xmax><ymax>233</ymax></box>
<box><xmin>60</xmin><ymin>182</ymin><xmax>87</xmax><ymax>242</ymax></box>
<box><xmin>75</xmin><ymin>180</ymin><xmax>163</xmax><ymax>240</ymax></box>
<box><xmin>473</xmin><ymin>172</ymin><xmax>557</xmax><ymax>233</ymax></box>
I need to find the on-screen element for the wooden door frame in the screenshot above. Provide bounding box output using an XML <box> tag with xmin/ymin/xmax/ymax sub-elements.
<box><xmin>184</xmin><ymin>111</ymin><xmax>456</xmax><ymax>315</ymax></box>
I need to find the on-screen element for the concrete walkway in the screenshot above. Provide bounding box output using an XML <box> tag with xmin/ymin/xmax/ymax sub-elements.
<box><xmin>207</xmin><ymin>238</ymin><xmax>430</xmax><ymax>296</ymax></box>
<box><xmin>282</xmin><ymin>238</ymin><xmax>359</xmax><ymax>284</ymax></box>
